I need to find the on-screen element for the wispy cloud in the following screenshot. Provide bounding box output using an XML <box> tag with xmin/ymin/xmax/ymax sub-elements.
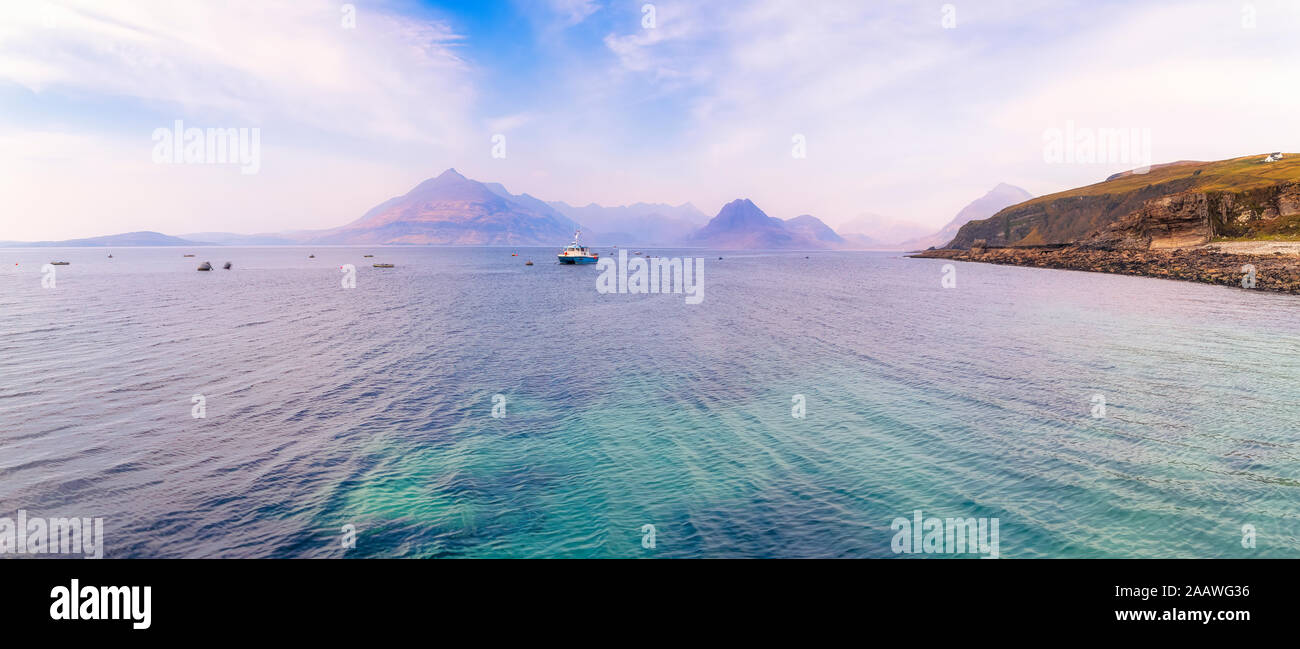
<box><xmin>1</xmin><ymin>0</ymin><xmax>476</xmax><ymax>143</ymax></box>
<box><xmin>545</xmin><ymin>0</ymin><xmax>602</xmax><ymax>26</ymax></box>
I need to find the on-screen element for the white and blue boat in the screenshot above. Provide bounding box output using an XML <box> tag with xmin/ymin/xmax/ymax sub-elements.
<box><xmin>557</xmin><ymin>231</ymin><xmax>599</xmax><ymax>264</ymax></box>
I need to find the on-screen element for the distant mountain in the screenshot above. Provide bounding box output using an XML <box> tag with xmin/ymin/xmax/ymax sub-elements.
<box><xmin>308</xmin><ymin>169</ymin><xmax>581</xmax><ymax>245</ymax></box>
<box><xmin>898</xmin><ymin>183</ymin><xmax>1033</xmax><ymax>250</ymax></box>
<box><xmin>179</xmin><ymin>232</ymin><xmax>302</xmax><ymax>245</ymax></box>
<box><xmin>688</xmin><ymin>199</ymin><xmax>827</xmax><ymax>249</ymax></box>
<box><xmin>0</xmin><ymin>231</ymin><xmax>199</xmax><ymax>247</ymax></box>
<box><xmin>482</xmin><ymin>183</ymin><xmax>576</xmax><ymax>226</ymax></box>
<box><xmin>837</xmin><ymin>232</ymin><xmax>890</xmax><ymax>249</ymax></box>
<box><xmin>547</xmin><ymin>201</ymin><xmax>708</xmax><ymax>245</ymax></box>
<box><xmin>837</xmin><ymin>213</ymin><xmax>931</xmax><ymax>247</ymax></box>
<box><xmin>784</xmin><ymin>214</ymin><xmax>845</xmax><ymax>245</ymax></box>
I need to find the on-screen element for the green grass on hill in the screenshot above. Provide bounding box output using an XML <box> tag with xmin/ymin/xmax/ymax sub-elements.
<box><xmin>1021</xmin><ymin>153</ymin><xmax>1300</xmax><ymax>208</ymax></box>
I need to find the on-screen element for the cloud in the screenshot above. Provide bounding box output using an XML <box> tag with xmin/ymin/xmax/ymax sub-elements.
<box><xmin>0</xmin><ymin>0</ymin><xmax>485</xmax><ymax>240</ymax></box>
<box><xmin>545</xmin><ymin>0</ymin><xmax>601</xmax><ymax>27</ymax></box>
<box><xmin>0</xmin><ymin>0</ymin><xmax>477</xmax><ymax>144</ymax></box>
<box><xmin>566</xmin><ymin>0</ymin><xmax>1300</xmax><ymax>230</ymax></box>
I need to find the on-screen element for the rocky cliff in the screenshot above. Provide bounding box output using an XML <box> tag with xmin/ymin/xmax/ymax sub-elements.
<box><xmin>945</xmin><ymin>154</ymin><xmax>1300</xmax><ymax>250</ymax></box>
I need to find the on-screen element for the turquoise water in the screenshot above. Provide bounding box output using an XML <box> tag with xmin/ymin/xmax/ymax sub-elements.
<box><xmin>1</xmin><ymin>246</ymin><xmax>1297</xmax><ymax>557</ymax></box>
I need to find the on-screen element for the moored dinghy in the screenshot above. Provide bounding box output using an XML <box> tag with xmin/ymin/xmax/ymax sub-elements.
<box><xmin>197</xmin><ymin>261</ymin><xmax>213</xmax><ymax>271</ymax></box>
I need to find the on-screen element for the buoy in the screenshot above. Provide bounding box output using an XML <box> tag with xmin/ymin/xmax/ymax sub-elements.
<box><xmin>525</xmin><ymin>260</ymin><xmax>534</xmax><ymax>266</ymax></box>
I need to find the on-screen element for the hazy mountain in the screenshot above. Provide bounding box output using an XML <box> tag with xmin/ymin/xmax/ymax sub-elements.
<box><xmin>179</xmin><ymin>232</ymin><xmax>303</xmax><ymax>245</ymax></box>
<box><xmin>837</xmin><ymin>213</ymin><xmax>931</xmax><ymax>247</ymax></box>
<box><xmin>482</xmin><ymin>183</ymin><xmax>574</xmax><ymax>224</ymax></box>
<box><xmin>837</xmin><ymin>232</ymin><xmax>891</xmax><ymax>249</ymax></box>
<box><xmin>688</xmin><ymin>199</ymin><xmax>827</xmax><ymax>249</ymax></box>
<box><xmin>784</xmin><ymin>214</ymin><xmax>846</xmax><ymax>245</ymax></box>
<box><xmin>0</xmin><ymin>231</ymin><xmax>199</xmax><ymax>247</ymax></box>
<box><xmin>308</xmin><ymin>169</ymin><xmax>581</xmax><ymax>245</ymax></box>
<box><xmin>547</xmin><ymin>201</ymin><xmax>709</xmax><ymax>245</ymax></box>
<box><xmin>898</xmin><ymin>183</ymin><xmax>1034</xmax><ymax>250</ymax></box>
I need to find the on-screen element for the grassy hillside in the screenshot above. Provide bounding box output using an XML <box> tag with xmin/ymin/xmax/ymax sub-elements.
<box><xmin>946</xmin><ymin>153</ymin><xmax>1300</xmax><ymax>248</ymax></box>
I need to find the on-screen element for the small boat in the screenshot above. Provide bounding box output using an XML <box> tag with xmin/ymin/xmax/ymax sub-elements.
<box><xmin>373</xmin><ymin>263</ymin><xmax>395</xmax><ymax>268</ymax></box>
<box><xmin>511</xmin><ymin>252</ymin><xmax>518</xmax><ymax>257</ymax></box>
<box><xmin>197</xmin><ymin>261</ymin><xmax>213</xmax><ymax>271</ymax></box>
<box><xmin>308</xmin><ymin>254</ymin><xmax>315</xmax><ymax>259</ymax></box>
<box><xmin>50</xmin><ymin>261</ymin><xmax>70</xmax><ymax>265</ymax></box>
<box><xmin>183</xmin><ymin>254</ymin><xmax>195</xmax><ymax>258</ymax></box>
<box><xmin>107</xmin><ymin>253</ymin><xmax>113</xmax><ymax>258</ymax></box>
<box><xmin>557</xmin><ymin>231</ymin><xmax>598</xmax><ymax>265</ymax></box>
<box><xmin>363</xmin><ymin>255</ymin><xmax>374</xmax><ymax>258</ymax></box>
<box><xmin>525</xmin><ymin>260</ymin><xmax>534</xmax><ymax>266</ymax></box>
<box><xmin>223</xmin><ymin>262</ymin><xmax>232</xmax><ymax>270</ymax></box>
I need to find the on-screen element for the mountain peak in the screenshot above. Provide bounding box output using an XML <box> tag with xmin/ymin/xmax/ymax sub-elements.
<box><xmin>692</xmin><ymin>198</ymin><xmax>827</xmax><ymax>249</ymax></box>
<box><xmin>410</xmin><ymin>167</ymin><xmax>480</xmax><ymax>195</ymax></box>
<box><xmin>987</xmin><ymin>182</ymin><xmax>1032</xmax><ymax>198</ymax></box>
<box><xmin>722</xmin><ymin>198</ymin><xmax>757</xmax><ymax>210</ymax></box>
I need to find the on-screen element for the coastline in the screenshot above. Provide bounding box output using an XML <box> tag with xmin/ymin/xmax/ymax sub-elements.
<box><xmin>911</xmin><ymin>243</ymin><xmax>1300</xmax><ymax>294</ymax></box>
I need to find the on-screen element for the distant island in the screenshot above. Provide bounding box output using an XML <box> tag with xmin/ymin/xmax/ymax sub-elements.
<box><xmin>2</xmin><ymin>169</ymin><xmax>1029</xmax><ymax>252</ymax></box>
<box><xmin>915</xmin><ymin>153</ymin><xmax>1300</xmax><ymax>293</ymax></box>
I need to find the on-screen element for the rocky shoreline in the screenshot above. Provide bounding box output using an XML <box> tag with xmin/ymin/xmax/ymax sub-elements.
<box><xmin>912</xmin><ymin>244</ymin><xmax>1300</xmax><ymax>294</ymax></box>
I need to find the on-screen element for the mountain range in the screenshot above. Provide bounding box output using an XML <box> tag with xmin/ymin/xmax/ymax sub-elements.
<box><xmin>5</xmin><ymin>169</ymin><xmax>1033</xmax><ymax>251</ymax></box>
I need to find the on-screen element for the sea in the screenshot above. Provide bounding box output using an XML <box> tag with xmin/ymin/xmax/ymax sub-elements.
<box><xmin>1</xmin><ymin>246</ymin><xmax>1297</xmax><ymax>558</ymax></box>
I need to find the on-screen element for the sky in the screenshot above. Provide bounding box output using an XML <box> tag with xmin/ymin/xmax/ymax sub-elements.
<box><xmin>2</xmin><ymin>0</ymin><xmax>1299</xmax><ymax>241</ymax></box>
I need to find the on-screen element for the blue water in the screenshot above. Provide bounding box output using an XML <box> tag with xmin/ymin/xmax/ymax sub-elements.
<box><xmin>1</xmin><ymin>246</ymin><xmax>1298</xmax><ymax>558</ymax></box>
